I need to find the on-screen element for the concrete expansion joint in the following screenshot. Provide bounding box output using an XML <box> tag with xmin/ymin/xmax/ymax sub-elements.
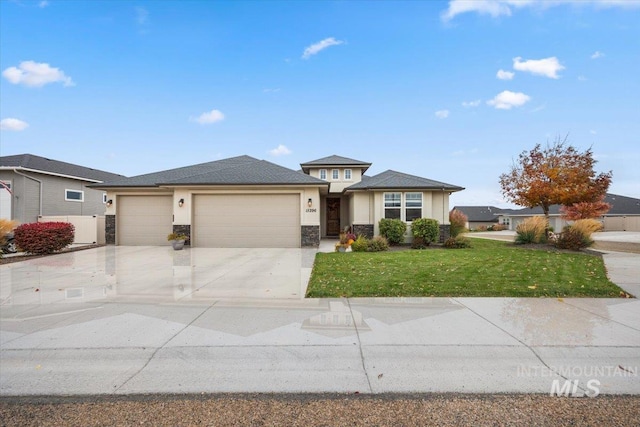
<box><xmin>113</xmin><ymin>301</ymin><xmax>219</xmax><ymax>394</ymax></box>
<box><xmin>346</xmin><ymin>298</ymin><xmax>373</xmax><ymax>393</ymax></box>
<box><xmin>561</xmin><ymin>300</ymin><xmax>640</xmax><ymax>333</ymax></box>
<box><xmin>451</xmin><ymin>298</ymin><xmax>587</xmax><ymax>394</ymax></box>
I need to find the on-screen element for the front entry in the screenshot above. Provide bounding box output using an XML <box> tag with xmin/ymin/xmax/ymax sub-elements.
<box><xmin>326</xmin><ymin>198</ymin><xmax>341</xmax><ymax>236</ymax></box>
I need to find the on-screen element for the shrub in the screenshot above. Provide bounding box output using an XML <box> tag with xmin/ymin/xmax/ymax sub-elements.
<box><xmin>411</xmin><ymin>236</ymin><xmax>427</xmax><ymax>249</ymax></box>
<box><xmin>449</xmin><ymin>209</ymin><xmax>468</xmax><ymax>237</ymax></box>
<box><xmin>476</xmin><ymin>225</ymin><xmax>488</xmax><ymax>232</ymax></box>
<box><xmin>411</xmin><ymin>218</ymin><xmax>439</xmax><ymax>246</ymax></box>
<box><xmin>378</xmin><ymin>218</ymin><xmax>407</xmax><ymax>245</ymax></box>
<box><xmin>367</xmin><ymin>236</ymin><xmax>389</xmax><ymax>252</ymax></box>
<box><xmin>492</xmin><ymin>224</ymin><xmax>507</xmax><ymax>231</ymax></box>
<box><xmin>0</xmin><ymin>219</ymin><xmax>18</xmax><ymax>245</ymax></box>
<box><xmin>351</xmin><ymin>235</ymin><xmax>369</xmax><ymax>252</ymax></box>
<box><xmin>554</xmin><ymin>228</ymin><xmax>593</xmax><ymax>250</ymax></box>
<box><xmin>444</xmin><ymin>236</ymin><xmax>472</xmax><ymax>249</ymax></box>
<box><xmin>571</xmin><ymin>218</ymin><xmax>603</xmax><ymax>238</ymax></box>
<box><xmin>14</xmin><ymin>222</ymin><xmax>75</xmax><ymax>254</ymax></box>
<box><xmin>515</xmin><ymin>217</ymin><xmax>547</xmax><ymax>244</ymax></box>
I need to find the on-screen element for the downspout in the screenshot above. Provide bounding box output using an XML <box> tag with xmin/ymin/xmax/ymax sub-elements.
<box><xmin>442</xmin><ymin>188</ymin><xmax>445</xmax><ymax>223</ymax></box>
<box><xmin>13</xmin><ymin>168</ymin><xmax>43</xmax><ymax>217</ymax></box>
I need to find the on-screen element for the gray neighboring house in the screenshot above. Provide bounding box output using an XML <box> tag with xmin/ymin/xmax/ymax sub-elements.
<box><xmin>456</xmin><ymin>193</ymin><xmax>640</xmax><ymax>232</ymax></box>
<box><xmin>92</xmin><ymin>154</ymin><xmax>464</xmax><ymax>248</ymax></box>
<box><xmin>0</xmin><ymin>154</ymin><xmax>125</xmax><ymax>224</ymax></box>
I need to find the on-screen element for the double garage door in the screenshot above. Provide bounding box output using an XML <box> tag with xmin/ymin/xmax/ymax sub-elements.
<box><xmin>117</xmin><ymin>194</ymin><xmax>300</xmax><ymax>248</ymax></box>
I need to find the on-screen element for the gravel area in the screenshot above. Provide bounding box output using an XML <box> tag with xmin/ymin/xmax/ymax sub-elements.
<box><xmin>1</xmin><ymin>394</ymin><xmax>639</xmax><ymax>426</ymax></box>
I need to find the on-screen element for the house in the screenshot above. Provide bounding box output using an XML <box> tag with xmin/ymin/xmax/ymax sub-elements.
<box><xmin>451</xmin><ymin>206</ymin><xmax>501</xmax><ymax>230</ymax></box>
<box><xmin>0</xmin><ymin>154</ymin><xmax>125</xmax><ymax>224</ymax></box>
<box><xmin>92</xmin><ymin>154</ymin><xmax>464</xmax><ymax>247</ymax></box>
<box><xmin>456</xmin><ymin>193</ymin><xmax>640</xmax><ymax>232</ymax></box>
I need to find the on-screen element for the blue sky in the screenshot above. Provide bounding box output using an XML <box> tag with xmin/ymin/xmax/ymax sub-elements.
<box><xmin>1</xmin><ymin>0</ymin><xmax>639</xmax><ymax>207</ymax></box>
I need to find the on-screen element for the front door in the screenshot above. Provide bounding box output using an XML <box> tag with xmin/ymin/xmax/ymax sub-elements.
<box><xmin>326</xmin><ymin>198</ymin><xmax>341</xmax><ymax>236</ymax></box>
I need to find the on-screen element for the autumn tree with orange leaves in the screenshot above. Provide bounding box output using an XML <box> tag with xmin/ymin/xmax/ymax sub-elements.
<box><xmin>499</xmin><ymin>137</ymin><xmax>612</xmax><ymax>227</ymax></box>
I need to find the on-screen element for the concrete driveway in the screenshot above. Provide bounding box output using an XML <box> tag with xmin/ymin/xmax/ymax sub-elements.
<box><xmin>0</xmin><ymin>246</ymin><xmax>317</xmax><ymax>304</ymax></box>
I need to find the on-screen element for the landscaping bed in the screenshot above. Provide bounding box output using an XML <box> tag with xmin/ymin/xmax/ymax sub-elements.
<box><xmin>306</xmin><ymin>238</ymin><xmax>626</xmax><ymax>298</ymax></box>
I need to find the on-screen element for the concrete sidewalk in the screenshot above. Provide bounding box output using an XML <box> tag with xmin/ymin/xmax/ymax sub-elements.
<box><xmin>1</xmin><ymin>245</ymin><xmax>639</xmax><ymax>397</ymax></box>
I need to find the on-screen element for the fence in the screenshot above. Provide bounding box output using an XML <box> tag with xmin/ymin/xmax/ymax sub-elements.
<box><xmin>38</xmin><ymin>215</ymin><xmax>105</xmax><ymax>244</ymax></box>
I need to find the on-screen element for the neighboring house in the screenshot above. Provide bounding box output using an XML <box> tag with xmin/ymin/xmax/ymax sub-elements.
<box><xmin>457</xmin><ymin>193</ymin><xmax>640</xmax><ymax>232</ymax></box>
<box><xmin>92</xmin><ymin>154</ymin><xmax>464</xmax><ymax>248</ymax></box>
<box><xmin>451</xmin><ymin>206</ymin><xmax>501</xmax><ymax>230</ymax></box>
<box><xmin>0</xmin><ymin>154</ymin><xmax>125</xmax><ymax>224</ymax></box>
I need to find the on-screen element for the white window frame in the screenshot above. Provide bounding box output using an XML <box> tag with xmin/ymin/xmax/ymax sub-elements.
<box><xmin>102</xmin><ymin>193</ymin><xmax>108</xmax><ymax>204</ymax></box>
<box><xmin>384</xmin><ymin>192</ymin><xmax>402</xmax><ymax>220</ymax></box>
<box><xmin>65</xmin><ymin>189</ymin><xmax>84</xmax><ymax>202</ymax></box>
<box><xmin>404</xmin><ymin>192</ymin><xmax>423</xmax><ymax>222</ymax></box>
<box><xmin>332</xmin><ymin>169</ymin><xmax>339</xmax><ymax>180</ymax></box>
<box><xmin>319</xmin><ymin>169</ymin><xmax>327</xmax><ymax>180</ymax></box>
<box><xmin>344</xmin><ymin>169</ymin><xmax>352</xmax><ymax>180</ymax></box>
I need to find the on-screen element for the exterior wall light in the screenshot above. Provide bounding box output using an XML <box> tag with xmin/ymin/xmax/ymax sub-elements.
<box><xmin>106</xmin><ymin>199</ymin><xmax>113</xmax><ymax>207</ymax></box>
<box><xmin>178</xmin><ymin>198</ymin><xmax>185</xmax><ymax>207</ymax></box>
<box><xmin>308</xmin><ymin>198</ymin><xmax>313</xmax><ymax>208</ymax></box>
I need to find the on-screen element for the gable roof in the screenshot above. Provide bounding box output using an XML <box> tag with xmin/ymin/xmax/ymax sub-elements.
<box><xmin>0</xmin><ymin>153</ymin><xmax>125</xmax><ymax>183</ymax></box>
<box><xmin>452</xmin><ymin>206</ymin><xmax>502</xmax><ymax>222</ymax></box>
<box><xmin>300</xmin><ymin>155</ymin><xmax>371</xmax><ymax>173</ymax></box>
<box><xmin>92</xmin><ymin>155</ymin><xmax>328</xmax><ymax>188</ymax></box>
<box><xmin>346</xmin><ymin>170</ymin><xmax>464</xmax><ymax>192</ymax></box>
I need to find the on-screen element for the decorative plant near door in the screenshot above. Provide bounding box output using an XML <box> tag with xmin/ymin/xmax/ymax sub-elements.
<box><xmin>167</xmin><ymin>233</ymin><xmax>189</xmax><ymax>250</ymax></box>
<box><xmin>335</xmin><ymin>231</ymin><xmax>356</xmax><ymax>252</ymax></box>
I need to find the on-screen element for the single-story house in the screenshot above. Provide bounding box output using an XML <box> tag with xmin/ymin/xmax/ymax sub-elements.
<box><xmin>92</xmin><ymin>154</ymin><xmax>464</xmax><ymax>248</ymax></box>
<box><xmin>0</xmin><ymin>153</ymin><xmax>125</xmax><ymax>224</ymax></box>
<box><xmin>457</xmin><ymin>193</ymin><xmax>640</xmax><ymax>232</ymax></box>
<box><xmin>451</xmin><ymin>206</ymin><xmax>501</xmax><ymax>230</ymax></box>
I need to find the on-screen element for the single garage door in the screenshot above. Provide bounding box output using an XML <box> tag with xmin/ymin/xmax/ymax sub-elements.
<box><xmin>194</xmin><ymin>194</ymin><xmax>300</xmax><ymax>248</ymax></box>
<box><xmin>118</xmin><ymin>195</ymin><xmax>173</xmax><ymax>245</ymax></box>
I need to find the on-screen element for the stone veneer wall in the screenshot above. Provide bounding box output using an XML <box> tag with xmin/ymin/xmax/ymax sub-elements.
<box><xmin>352</xmin><ymin>224</ymin><xmax>374</xmax><ymax>239</ymax></box>
<box><xmin>301</xmin><ymin>225</ymin><xmax>320</xmax><ymax>247</ymax></box>
<box><xmin>439</xmin><ymin>224</ymin><xmax>451</xmax><ymax>243</ymax></box>
<box><xmin>105</xmin><ymin>215</ymin><xmax>116</xmax><ymax>245</ymax></box>
<box><xmin>173</xmin><ymin>224</ymin><xmax>191</xmax><ymax>246</ymax></box>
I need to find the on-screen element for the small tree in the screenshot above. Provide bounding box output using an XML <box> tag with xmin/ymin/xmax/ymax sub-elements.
<box><xmin>411</xmin><ymin>218</ymin><xmax>439</xmax><ymax>246</ymax></box>
<box><xmin>449</xmin><ymin>209</ymin><xmax>468</xmax><ymax>237</ymax></box>
<box><xmin>560</xmin><ymin>195</ymin><xmax>611</xmax><ymax>220</ymax></box>
<box><xmin>499</xmin><ymin>136</ymin><xmax>612</xmax><ymax>233</ymax></box>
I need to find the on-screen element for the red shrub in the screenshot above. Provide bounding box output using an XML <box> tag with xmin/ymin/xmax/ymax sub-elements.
<box><xmin>14</xmin><ymin>222</ymin><xmax>75</xmax><ymax>254</ymax></box>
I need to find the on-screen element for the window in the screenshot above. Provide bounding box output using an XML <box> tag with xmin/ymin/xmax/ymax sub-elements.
<box><xmin>320</xmin><ymin>169</ymin><xmax>327</xmax><ymax>180</ymax></box>
<box><xmin>502</xmin><ymin>217</ymin><xmax>510</xmax><ymax>226</ymax></box>
<box><xmin>405</xmin><ymin>193</ymin><xmax>423</xmax><ymax>221</ymax></box>
<box><xmin>344</xmin><ymin>169</ymin><xmax>352</xmax><ymax>180</ymax></box>
<box><xmin>332</xmin><ymin>169</ymin><xmax>339</xmax><ymax>180</ymax></box>
<box><xmin>65</xmin><ymin>189</ymin><xmax>84</xmax><ymax>202</ymax></box>
<box><xmin>103</xmin><ymin>193</ymin><xmax>108</xmax><ymax>204</ymax></box>
<box><xmin>384</xmin><ymin>192</ymin><xmax>402</xmax><ymax>219</ymax></box>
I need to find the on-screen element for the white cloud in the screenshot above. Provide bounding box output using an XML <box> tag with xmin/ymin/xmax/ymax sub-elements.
<box><xmin>435</xmin><ymin>109</ymin><xmax>450</xmax><ymax>119</ymax></box>
<box><xmin>462</xmin><ymin>99</ymin><xmax>481</xmax><ymax>108</ymax></box>
<box><xmin>2</xmin><ymin>61</ymin><xmax>74</xmax><ymax>87</ymax></box>
<box><xmin>513</xmin><ymin>56</ymin><xmax>565</xmax><ymax>79</ymax></box>
<box><xmin>590</xmin><ymin>130</ymin><xmax>597</xmax><ymax>135</ymax></box>
<box><xmin>38</xmin><ymin>1</ymin><xmax>49</xmax><ymax>8</ymax></box>
<box><xmin>269</xmin><ymin>144</ymin><xmax>292</xmax><ymax>156</ymax></box>
<box><xmin>190</xmin><ymin>109</ymin><xmax>225</xmax><ymax>124</ymax></box>
<box><xmin>496</xmin><ymin>69</ymin><xmax>514</xmax><ymax>80</ymax></box>
<box><xmin>578</xmin><ymin>75</ymin><xmax>588</xmax><ymax>82</ymax></box>
<box><xmin>302</xmin><ymin>37</ymin><xmax>344</xmax><ymax>59</ymax></box>
<box><xmin>441</xmin><ymin>0</ymin><xmax>640</xmax><ymax>22</ymax></box>
<box><xmin>530</xmin><ymin>104</ymin><xmax>546</xmax><ymax>113</ymax></box>
<box><xmin>136</xmin><ymin>7</ymin><xmax>149</xmax><ymax>25</ymax></box>
<box><xmin>0</xmin><ymin>118</ymin><xmax>29</xmax><ymax>131</ymax></box>
<box><xmin>591</xmin><ymin>51</ymin><xmax>604</xmax><ymax>59</ymax></box>
<box><xmin>487</xmin><ymin>90</ymin><xmax>531</xmax><ymax>110</ymax></box>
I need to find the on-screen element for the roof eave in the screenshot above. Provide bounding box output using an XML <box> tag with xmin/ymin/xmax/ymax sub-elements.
<box><xmin>1</xmin><ymin>166</ymin><xmax>105</xmax><ymax>183</ymax></box>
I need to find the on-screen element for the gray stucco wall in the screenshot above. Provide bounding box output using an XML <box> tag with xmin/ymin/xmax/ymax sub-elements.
<box><xmin>0</xmin><ymin>171</ymin><xmax>108</xmax><ymax>224</ymax></box>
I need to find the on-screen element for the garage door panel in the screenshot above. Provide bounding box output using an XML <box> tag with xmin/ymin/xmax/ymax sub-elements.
<box><xmin>118</xmin><ymin>196</ymin><xmax>173</xmax><ymax>246</ymax></box>
<box><xmin>194</xmin><ymin>194</ymin><xmax>300</xmax><ymax>248</ymax></box>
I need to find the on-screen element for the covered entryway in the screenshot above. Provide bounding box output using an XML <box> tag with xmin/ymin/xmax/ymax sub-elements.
<box><xmin>193</xmin><ymin>194</ymin><xmax>300</xmax><ymax>247</ymax></box>
<box><xmin>117</xmin><ymin>195</ymin><xmax>173</xmax><ymax>245</ymax></box>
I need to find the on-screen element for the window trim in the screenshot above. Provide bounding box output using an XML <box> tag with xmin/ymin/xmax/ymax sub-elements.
<box><xmin>404</xmin><ymin>192</ymin><xmax>423</xmax><ymax>222</ymax></box>
<box><xmin>103</xmin><ymin>193</ymin><xmax>108</xmax><ymax>204</ymax></box>
<box><xmin>319</xmin><ymin>169</ymin><xmax>327</xmax><ymax>180</ymax></box>
<box><xmin>65</xmin><ymin>189</ymin><xmax>84</xmax><ymax>202</ymax></box>
<box><xmin>384</xmin><ymin>192</ymin><xmax>402</xmax><ymax>220</ymax></box>
<box><xmin>383</xmin><ymin>192</ymin><xmax>423</xmax><ymax>222</ymax></box>
<box><xmin>344</xmin><ymin>169</ymin><xmax>352</xmax><ymax>181</ymax></box>
<box><xmin>332</xmin><ymin>169</ymin><xmax>339</xmax><ymax>180</ymax></box>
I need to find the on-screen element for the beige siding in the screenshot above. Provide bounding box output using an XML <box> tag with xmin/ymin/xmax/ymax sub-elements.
<box><xmin>118</xmin><ymin>195</ymin><xmax>173</xmax><ymax>245</ymax></box>
<box><xmin>193</xmin><ymin>194</ymin><xmax>300</xmax><ymax>248</ymax></box>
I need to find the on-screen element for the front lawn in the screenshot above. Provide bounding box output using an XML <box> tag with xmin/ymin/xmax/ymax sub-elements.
<box><xmin>306</xmin><ymin>239</ymin><xmax>625</xmax><ymax>298</ymax></box>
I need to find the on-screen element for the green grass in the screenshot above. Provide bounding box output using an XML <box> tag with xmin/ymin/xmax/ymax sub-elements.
<box><xmin>306</xmin><ymin>239</ymin><xmax>625</xmax><ymax>298</ymax></box>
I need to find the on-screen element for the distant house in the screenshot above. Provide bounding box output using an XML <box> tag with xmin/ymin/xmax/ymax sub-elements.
<box><xmin>451</xmin><ymin>206</ymin><xmax>501</xmax><ymax>230</ymax></box>
<box><xmin>92</xmin><ymin>154</ymin><xmax>464</xmax><ymax>247</ymax></box>
<box><xmin>457</xmin><ymin>193</ymin><xmax>640</xmax><ymax>232</ymax></box>
<box><xmin>0</xmin><ymin>154</ymin><xmax>125</xmax><ymax>224</ymax></box>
